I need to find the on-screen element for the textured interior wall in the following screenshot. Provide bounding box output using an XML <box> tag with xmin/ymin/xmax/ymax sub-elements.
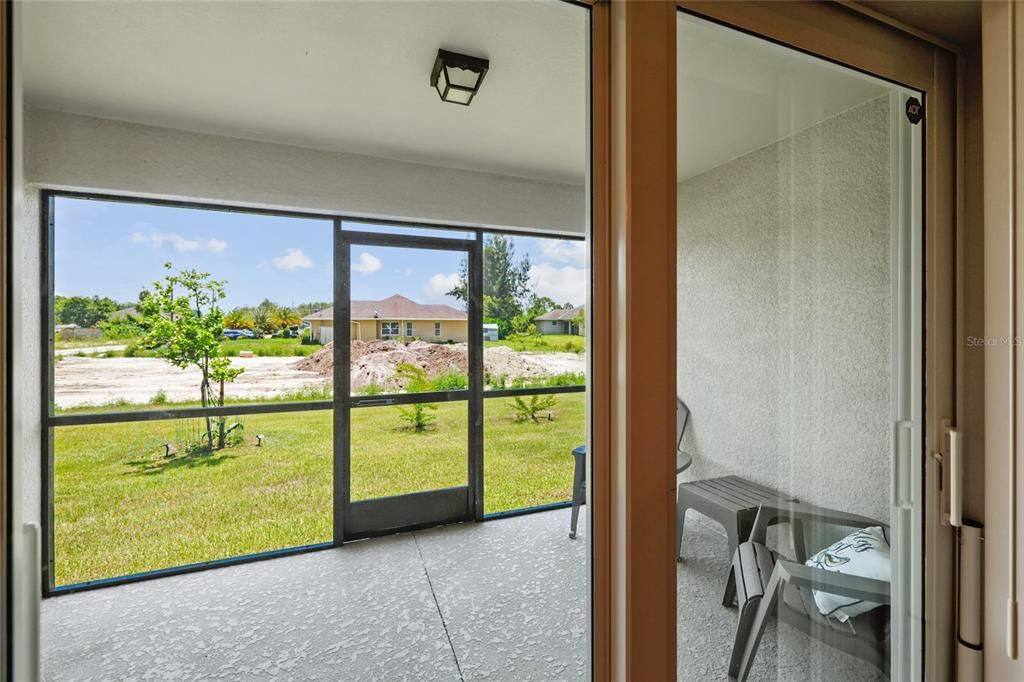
<box><xmin>24</xmin><ymin>107</ymin><xmax>585</xmax><ymax>235</ymax></box>
<box><xmin>677</xmin><ymin>96</ymin><xmax>893</xmax><ymax>524</ymax></box>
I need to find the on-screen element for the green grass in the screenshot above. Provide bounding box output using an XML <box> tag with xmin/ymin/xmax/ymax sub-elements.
<box><xmin>52</xmin><ymin>393</ymin><xmax>584</xmax><ymax>586</ymax></box>
<box><xmin>485</xmin><ymin>333</ymin><xmax>585</xmax><ymax>353</ymax></box>
<box><xmin>217</xmin><ymin>337</ymin><xmax>321</xmax><ymax>357</ymax></box>
<box><xmin>107</xmin><ymin>337</ymin><xmax>320</xmax><ymax>358</ymax></box>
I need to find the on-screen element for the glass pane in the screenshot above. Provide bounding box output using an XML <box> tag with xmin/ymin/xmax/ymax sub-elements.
<box><xmin>480</xmin><ymin>233</ymin><xmax>587</xmax><ymax>390</ymax></box>
<box><xmin>483</xmin><ymin>391</ymin><xmax>584</xmax><ymax>515</ymax></box>
<box><xmin>347</xmin><ymin>244</ymin><xmax>469</xmax><ymax>395</ymax></box>
<box><xmin>51</xmin><ymin>197</ymin><xmax>333</xmax><ymax>415</ymax></box>
<box><xmin>350</xmin><ymin>401</ymin><xmax>468</xmax><ymax>500</ymax></box>
<box><xmin>676</xmin><ymin>12</ymin><xmax>922</xmax><ymax>681</ymax></box>
<box><xmin>52</xmin><ymin>410</ymin><xmax>332</xmax><ymax>586</ymax></box>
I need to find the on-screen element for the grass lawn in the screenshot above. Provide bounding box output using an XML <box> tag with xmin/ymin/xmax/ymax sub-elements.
<box><xmin>63</xmin><ymin>337</ymin><xmax>322</xmax><ymax>358</ymax></box>
<box><xmin>52</xmin><ymin>393</ymin><xmax>583</xmax><ymax>586</ymax></box>
<box><xmin>485</xmin><ymin>333</ymin><xmax>585</xmax><ymax>353</ymax></box>
<box><xmin>217</xmin><ymin>337</ymin><xmax>321</xmax><ymax>357</ymax></box>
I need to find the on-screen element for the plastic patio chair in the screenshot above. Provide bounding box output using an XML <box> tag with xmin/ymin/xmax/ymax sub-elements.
<box><xmin>569</xmin><ymin>398</ymin><xmax>690</xmax><ymax>539</ymax></box>
<box><xmin>726</xmin><ymin>501</ymin><xmax>891</xmax><ymax>681</ymax></box>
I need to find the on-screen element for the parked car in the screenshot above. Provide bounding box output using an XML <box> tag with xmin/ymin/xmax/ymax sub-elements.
<box><xmin>223</xmin><ymin>329</ymin><xmax>256</xmax><ymax>340</ymax></box>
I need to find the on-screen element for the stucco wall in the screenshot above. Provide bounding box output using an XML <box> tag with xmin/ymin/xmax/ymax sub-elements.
<box><xmin>677</xmin><ymin>96</ymin><xmax>892</xmax><ymax>524</ymax></box>
<box><xmin>24</xmin><ymin>107</ymin><xmax>585</xmax><ymax>235</ymax></box>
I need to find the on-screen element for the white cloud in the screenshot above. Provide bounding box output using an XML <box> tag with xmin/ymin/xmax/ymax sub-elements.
<box><xmin>131</xmin><ymin>231</ymin><xmax>227</xmax><ymax>253</ymax></box>
<box><xmin>272</xmin><ymin>248</ymin><xmax>314</xmax><ymax>271</ymax></box>
<box><xmin>539</xmin><ymin>239</ymin><xmax>587</xmax><ymax>266</ymax></box>
<box><xmin>352</xmin><ymin>251</ymin><xmax>382</xmax><ymax>274</ymax></box>
<box><xmin>530</xmin><ymin>263</ymin><xmax>587</xmax><ymax>307</ymax></box>
<box><xmin>424</xmin><ymin>272</ymin><xmax>461</xmax><ymax>302</ymax></box>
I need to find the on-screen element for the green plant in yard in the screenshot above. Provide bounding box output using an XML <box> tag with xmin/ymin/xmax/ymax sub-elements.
<box><xmin>512</xmin><ymin>394</ymin><xmax>558</xmax><ymax>423</ymax></box>
<box><xmin>361</xmin><ymin>383</ymin><xmax>384</xmax><ymax>396</ymax></box>
<box><xmin>394</xmin><ymin>362</ymin><xmax>438</xmax><ymax>431</ymax></box>
<box><xmin>398</xmin><ymin>402</ymin><xmax>438</xmax><ymax>431</ymax></box>
<box><xmin>430</xmin><ymin>371</ymin><xmax>469</xmax><ymax>391</ymax></box>
<box><xmin>138</xmin><ymin>263</ymin><xmax>244</xmax><ymax>450</ymax></box>
<box><xmin>148</xmin><ymin>389</ymin><xmax>168</xmax><ymax>405</ymax></box>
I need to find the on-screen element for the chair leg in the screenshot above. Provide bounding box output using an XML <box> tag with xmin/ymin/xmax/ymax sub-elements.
<box><xmin>569</xmin><ymin>480</ymin><xmax>585</xmax><ymax>539</ymax></box>
<box><xmin>676</xmin><ymin>504</ymin><xmax>688</xmax><ymax>562</ymax></box>
<box><xmin>725</xmin><ymin>525</ymin><xmax>740</xmax><ymax>561</ymax></box>
<box><xmin>729</xmin><ymin>569</ymin><xmax>782</xmax><ymax>682</ymax></box>
<box><xmin>722</xmin><ymin>565</ymin><xmax>737</xmax><ymax>608</ymax></box>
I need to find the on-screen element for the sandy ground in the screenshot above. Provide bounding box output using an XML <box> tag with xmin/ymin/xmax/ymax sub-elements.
<box><xmin>297</xmin><ymin>340</ymin><xmax>586</xmax><ymax>391</ymax></box>
<box><xmin>54</xmin><ymin>344</ymin><xmax>128</xmax><ymax>357</ymax></box>
<box><xmin>55</xmin><ymin>347</ymin><xmax>587</xmax><ymax>408</ymax></box>
<box><xmin>55</xmin><ymin>356</ymin><xmax>327</xmax><ymax>408</ymax></box>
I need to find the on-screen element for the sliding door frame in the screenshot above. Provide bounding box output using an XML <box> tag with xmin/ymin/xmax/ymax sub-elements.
<box><xmin>587</xmin><ymin>1</ymin><xmax>958</xmax><ymax>679</ymax></box>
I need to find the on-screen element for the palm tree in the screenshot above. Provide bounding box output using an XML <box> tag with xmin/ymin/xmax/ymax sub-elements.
<box><xmin>252</xmin><ymin>306</ymin><xmax>274</xmax><ymax>335</ymax></box>
<box><xmin>272</xmin><ymin>306</ymin><xmax>301</xmax><ymax>330</ymax></box>
<box><xmin>224</xmin><ymin>308</ymin><xmax>254</xmax><ymax>330</ymax></box>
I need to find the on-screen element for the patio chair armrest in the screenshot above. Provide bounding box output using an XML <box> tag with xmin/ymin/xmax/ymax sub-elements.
<box><xmin>749</xmin><ymin>501</ymin><xmax>884</xmax><ymax>545</ymax></box>
<box><xmin>775</xmin><ymin>559</ymin><xmax>891</xmax><ymax>605</ymax></box>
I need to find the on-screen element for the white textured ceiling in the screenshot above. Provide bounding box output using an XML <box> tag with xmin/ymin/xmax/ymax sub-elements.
<box><xmin>22</xmin><ymin>0</ymin><xmax>588</xmax><ymax>184</ymax></box>
<box><xmin>22</xmin><ymin>2</ymin><xmax>891</xmax><ymax>185</ymax></box>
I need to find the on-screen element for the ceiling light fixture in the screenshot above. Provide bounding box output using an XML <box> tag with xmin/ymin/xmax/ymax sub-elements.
<box><xmin>430</xmin><ymin>49</ymin><xmax>489</xmax><ymax>106</ymax></box>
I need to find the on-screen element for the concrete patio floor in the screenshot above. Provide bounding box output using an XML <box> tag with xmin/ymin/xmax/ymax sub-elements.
<box><xmin>42</xmin><ymin>507</ymin><xmax>884</xmax><ymax>681</ymax></box>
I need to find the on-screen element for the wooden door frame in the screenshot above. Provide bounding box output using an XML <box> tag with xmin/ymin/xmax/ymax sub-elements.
<box><xmin>588</xmin><ymin>1</ymin><xmax>959</xmax><ymax>679</ymax></box>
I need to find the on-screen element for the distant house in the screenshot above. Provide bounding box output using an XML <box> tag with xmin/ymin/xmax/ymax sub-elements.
<box><xmin>303</xmin><ymin>294</ymin><xmax>468</xmax><ymax>344</ymax></box>
<box><xmin>534</xmin><ymin>307</ymin><xmax>584</xmax><ymax>336</ymax></box>
<box><xmin>107</xmin><ymin>306</ymin><xmax>140</xmax><ymax>320</ymax></box>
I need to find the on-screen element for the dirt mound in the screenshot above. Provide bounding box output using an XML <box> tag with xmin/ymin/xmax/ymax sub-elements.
<box><xmin>296</xmin><ymin>340</ymin><xmax>468</xmax><ymax>391</ymax></box>
<box><xmin>295</xmin><ymin>339</ymin><xmax>584</xmax><ymax>392</ymax></box>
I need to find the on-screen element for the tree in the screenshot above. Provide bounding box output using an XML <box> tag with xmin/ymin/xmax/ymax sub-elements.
<box><xmin>137</xmin><ymin>263</ymin><xmax>244</xmax><ymax>449</ymax></box>
<box><xmin>272</xmin><ymin>306</ymin><xmax>301</xmax><ymax>330</ymax></box>
<box><xmin>251</xmin><ymin>305</ymin><xmax>275</xmax><ymax>336</ymax></box>
<box><xmin>56</xmin><ymin>295</ymin><xmax>121</xmax><ymax>327</ymax></box>
<box><xmin>224</xmin><ymin>308</ymin><xmax>255</xmax><ymax>330</ymax></box>
<box><xmin>448</xmin><ymin>235</ymin><xmax>532</xmax><ymax>338</ymax></box>
<box><xmin>393</xmin><ymin>363</ymin><xmax>437</xmax><ymax>431</ymax></box>
<box><xmin>512</xmin><ymin>394</ymin><xmax>557</xmax><ymax>423</ymax></box>
<box><xmin>571</xmin><ymin>307</ymin><xmax>585</xmax><ymax>336</ymax></box>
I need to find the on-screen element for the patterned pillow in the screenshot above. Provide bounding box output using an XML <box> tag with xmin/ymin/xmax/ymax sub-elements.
<box><xmin>804</xmin><ymin>525</ymin><xmax>890</xmax><ymax>622</ymax></box>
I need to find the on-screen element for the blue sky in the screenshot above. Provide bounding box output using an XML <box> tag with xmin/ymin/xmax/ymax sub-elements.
<box><xmin>54</xmin><ymin>197</ymin><xmax>587</xmax><ymax>311</ymax></box>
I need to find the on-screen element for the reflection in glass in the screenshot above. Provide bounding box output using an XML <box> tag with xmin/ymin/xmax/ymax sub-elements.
<box><xmin>675</xmin><ymin>12</ymin><xmax>920</xmax><ymax>682</ymax></box>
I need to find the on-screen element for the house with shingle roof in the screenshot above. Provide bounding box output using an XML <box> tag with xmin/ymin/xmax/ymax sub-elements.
<box><xmin>302</xmin><ymin>294</ymin><xmax>467</xmax><ymax>344</ymax></box>
<box><xmin>534</xmin><ymin>307</ymin><xmax>583</xmax><ymax>336</ymax></box>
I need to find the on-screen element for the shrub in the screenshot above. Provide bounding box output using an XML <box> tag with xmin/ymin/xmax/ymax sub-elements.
<box><xmin>361</xmin><ymin>383</ymin><xmax>383</xmax><ymax>396</ymax></box>
<box><xmin>394</xmin><ymin>363</ymin><xmax>429</xmax><ymax>392</ymax></box>
<box><xmin>398</xmin><ymin>402</ymin><xmax>438</xmax><ymax>431</ymax></box>
<box><xmin>541</xmin><ymin>372</ymin><xmax>586</xmax><ymax>387</ymax></box>
<box><xmin>512</xmin><ymin>394</ymin><xmax>557</xmax><ymax>423</ymax></box>
<box><xmin>148</xmin><ymin>389</ymin><xmax>169</xmax><ymax>405</ymax></box>
<box><xmin>430</xmin><ymin>371</ymin><xmax>468</xmax><ymax>391</ymax></box>
<box><xmin>123</xmin><ymin>342</ymin><xmax>144</xmax><ymax>357</ymax></box>
<box><xmin>486</xmin><ymin>372</ymin><xmax>508</xmax><ymax>390</ymax></box>
<box><xmin>283</xmin><ymin>384</ymin><xmax>333</xmax><ymax>401</ymax></box>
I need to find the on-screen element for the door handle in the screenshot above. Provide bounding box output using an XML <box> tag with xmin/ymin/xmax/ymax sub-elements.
<box><xmin>352</xmin><ymin>398</ymin><xmax>396</xmax><ymax>407</ymax></box>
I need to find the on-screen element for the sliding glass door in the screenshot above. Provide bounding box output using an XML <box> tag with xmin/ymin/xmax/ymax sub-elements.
<box><xmin>675</xmin><ymin>10</ymin><xmax>923</xmax><ymax>680</ymax></box>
